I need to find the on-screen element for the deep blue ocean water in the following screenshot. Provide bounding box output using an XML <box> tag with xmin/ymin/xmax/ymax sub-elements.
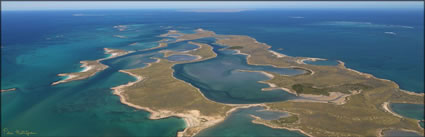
<box><xmin>1</xmin><ymin>9</ymin><xmax>423</xmax><ymax>136</ymax></box>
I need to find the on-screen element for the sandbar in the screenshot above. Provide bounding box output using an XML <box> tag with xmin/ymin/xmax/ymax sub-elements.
<box><xmin>52</xmin><ymin>48</ymin><xmax>132</xmax><ymax>85</ymax></box>
<box><xmin>1</xmin><ymin>88</ymin><xmax>16</xmax><ymax>92</ymax></box>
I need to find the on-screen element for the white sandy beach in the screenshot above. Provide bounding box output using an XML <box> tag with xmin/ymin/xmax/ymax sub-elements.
<box><xmin>296</xmin><ymin>57</ymin><xmax>326</xmax><ymax>64</ymax></box>
<box><xmin>382</xmin><ymin>102</ymin><xmax>403</xmax><ymax>118</ymax></box>
<box><xmin>269</xmin><ymin>50</ymin><xmax>286</xmax><ymax>58</ymax></box>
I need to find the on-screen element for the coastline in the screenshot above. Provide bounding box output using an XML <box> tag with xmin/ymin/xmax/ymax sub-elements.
<box><xmin>296</xmin><ymin>57</ymin><xmax>326</xmax><ymax>64</ymax></box>
<box><xmin>109</xmin><ymin>43</ymin><xmax>233</xmax><ymax>137</ymax></box>
<box><xmin>269</xmin><ymin>50</ymin><xmax>286</xmax><ymax>58</ymax></box>
<box><xmin>232</xmin><ymin>35</ymin><xmax>423</xmax><ymax>97</ymax></box>
<box><xmin>378</xmin><ymin>128</ymin><xmax>424</xmax><ymax>137</ymax></box>
<box><xmin>1</xmin><ymin>88</ymin><xmax>16</xmax><ymax>93</ymax></box>
<box><xmin>243</xmin><ymin>104</ymin><xmax>314</xmax><ymax>137</ymax></box>
<box><xmin>112</xmin><ymin>66</ymin><xmax>229</xmax><ymax>137</ymax></box>
<box><xmin>210</xmin><ymin>31</ymin><xmax>424</xmax><ymax>136</ymax></box>
<box><xmin>250</xmin><ymin>115</ymin><xmax>314</xmax><ymax>137</ymax></box>
<box><xmin>238</xmin><ymin>69</ymin><xmax>353</xmax><ymax>105</ymax></box>
<box><xmin>233</xmin><ymin>49</ymin><xmax>316</xmax><ymax>76</ymax></box>
<box><xmin>167</xmin><ymin>54</ymin><xmax>202</xmax><ymax>62</ymax></box>
<box><xmin>382</xmin><ymin>102</ymin><xmax>403</xmax><ymax>118</ymax></box>
<box><xmin>399</xmin><ymin>89</ymin><xmax>425</xmax><ymax>97</ymax></box>
<box><xmin>292</xmin><ymin>91</ymin><xmax>358</xmax><ymax>105</ymax></box>
<box><xmin>379</xmin><ymin>103</ymin><xmax>425</xmax><ymax>136</ymax></box>
<box><xmin>232</xmin><ymin>49</ymin><xmax>251</xmax><ymax>57</ymax></box>
<box><xmin>336</xmin><ymin>60</ymin><xmax>422</xmax><ymax>94</ymax></box>
<box><xmin>234</xmin><ymin>69</ymin><xmax>300</xmax><ymax>95</ymax></box>
<box><xmin>139</xmin><ymin>43</ymin><xmax>168</xmax><ymax>52</ymax></box>
<box><xmin>51</xmin><ymin>60</ymin><xmax>108</xmax><ymax>85</ymax></box>
<box><xmin>52</xmin><ymin>48</ymin><xmax>132</xmax><ymax>86</ymax></box>
<box><xmin>110</xmin><ymin>29</ymin><xmax>424</xmax><ymax>137</ymax></box>
<box><xmin>109</xmin><ymin>43</ymin><xmax>290</xmax><ymax>137</ymax></box>
<box><xmin>111</xmin><ymin>69</ymin><xmax>223</xmax><ymax>137</ymax></box>
<box><xmin>236</xmin><ymin>70</ymin><xmax>277</xmax><ymax>79</ymax></box>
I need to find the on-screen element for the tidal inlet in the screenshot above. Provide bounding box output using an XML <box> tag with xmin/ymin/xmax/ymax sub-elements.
<box><xmin>1</xmin><ymin>1</ymin><xmax>424</xmax><ymax>137</ymax></box>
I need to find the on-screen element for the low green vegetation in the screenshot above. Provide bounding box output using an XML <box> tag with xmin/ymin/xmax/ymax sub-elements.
<box><xmin>292</xmin><ymin>83</ymin><xmax>330</xmax><ymax>96</ymax></box>
<box><xmin>227</xmin><ymin>46</ymin><xmax>244</xmax><ymax>49</ymax></box>
<box><xmin>272</xmin><ymin>115</ymin><xmax>299</xmax><ymax>124</ymax></box>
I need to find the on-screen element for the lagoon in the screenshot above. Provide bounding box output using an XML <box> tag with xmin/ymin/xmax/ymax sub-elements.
<box><xmin>173</xmin><ymin>40</ymin><xmax>304</xmax><ymax>104</ymax></box>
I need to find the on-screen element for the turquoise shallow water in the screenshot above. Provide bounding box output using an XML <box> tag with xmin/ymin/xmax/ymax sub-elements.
<box><xmin>1</xmin><ymin>22</ymin><xmax>187</xmax><ymax>136</ymax></box>
<box><xmin>1</xmin><ymin>11</ymin><xmax>307</xmax><ymax>136</ymax></box>
<box><xmin>1</xmin><ymin>66</ymin><xmax>186</xmax><ymax>136</ymax></box>
<box><xmin>1</xmin><ymin>9</ymin><xmax>423</xmax><ymax>136</ymax></box>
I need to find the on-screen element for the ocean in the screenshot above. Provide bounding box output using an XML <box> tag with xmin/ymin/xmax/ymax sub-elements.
<box><xmin>1</xmin><ymin>9</ymin><xmax>423</xmax><ymax>136</ymax></box>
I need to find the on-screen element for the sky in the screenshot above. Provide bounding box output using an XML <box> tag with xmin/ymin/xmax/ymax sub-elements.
<box><xmin>1</xmin><ymin>1</ymin><xmax>424</xmax><ymax>11</ymax></box>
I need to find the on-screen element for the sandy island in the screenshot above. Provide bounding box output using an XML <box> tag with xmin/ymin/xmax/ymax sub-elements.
<box><xmin>113</xmin><ymin>25</ymin><xmax>128</xmax><ymax>31</ymax></box>
<box><xmin>113</xmin><ymin>35</ymin><xmax>128</xmax><ymax>38</ymax></box>
<box><xmin>51</xmin><ymin>60</ymin><xmax>108</xmax><ymax>85</ymax></box>
<box><xmin>1</xmin><ymin>88</ymin><xmax>16</xmax><ymax>92</ymax></box>
<box><xmin>52</xmin><ymin>48</ymin><xmax>132</xmax><ymax>85</ymax></box>
<box><xmin>139</xmin><ymin>43</ymin><xmax>168</xmax><ymax>51</ymax></box>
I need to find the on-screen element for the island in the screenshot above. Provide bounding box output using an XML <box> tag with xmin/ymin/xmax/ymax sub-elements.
<box><xmin>141</xmin><ymin>42</ymin><xmax>168</xmax><ymax>51</ymax></box>
<box><xmin>52</xmin><ymin>48</ymin><xmax>132</xmax><ymax>85</ymax></box>
<box><xmin>93</xmin><ymin>29</ymin><xmax>423</xmax><ymax>136</ymax></box>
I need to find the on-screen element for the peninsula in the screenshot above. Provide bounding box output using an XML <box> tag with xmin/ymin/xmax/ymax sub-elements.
<box><xmin>111</xmin><ymin>41</ymin><xmax>236</xmax><ymax>136</ymax></box>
